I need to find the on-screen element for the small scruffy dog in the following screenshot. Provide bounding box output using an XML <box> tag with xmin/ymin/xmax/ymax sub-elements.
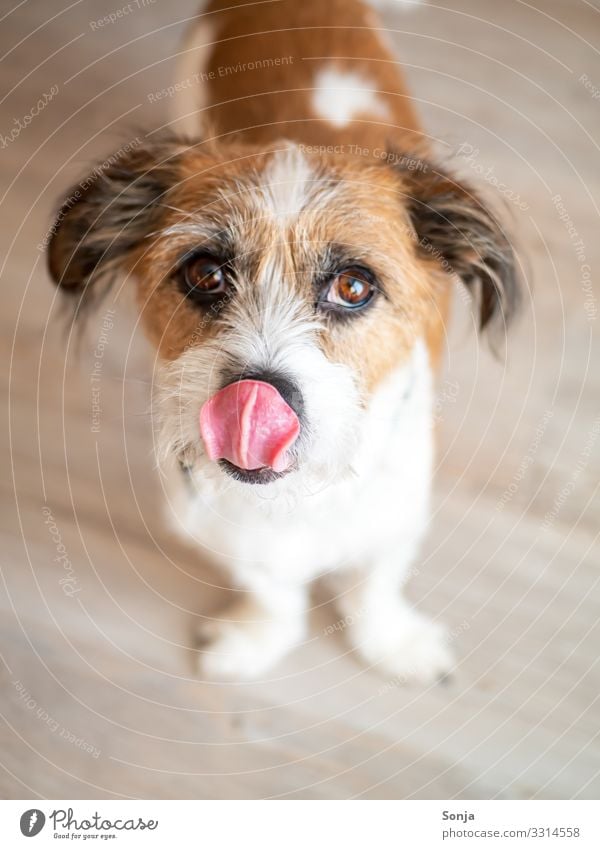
<box><xmin>47</xmin><ymin>0</ymin><xmax>518</xmax><ymax>681</ymax></box>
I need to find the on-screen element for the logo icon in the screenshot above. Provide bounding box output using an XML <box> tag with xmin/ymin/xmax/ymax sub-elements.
<box><xmin>19</xmin><ymin>810</ymin><xmax>45</xmax><ymax>837</ymax></box>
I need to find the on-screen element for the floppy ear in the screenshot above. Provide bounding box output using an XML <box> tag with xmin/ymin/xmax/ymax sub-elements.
<box><xmin>393</xmin><ymin>152</ymin><xmax>520</xmax><ymax>330</ymax></box>
<box><xmin>47</xmin><ymin>135</ymin><xmax>184</xmax><ymax>295</ymax></box>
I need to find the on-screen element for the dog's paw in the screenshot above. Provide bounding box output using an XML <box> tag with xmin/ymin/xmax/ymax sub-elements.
<box><xmin>356</xmin><ymin>612</ymin><xmax>454</xmax><ymax>685</ymax></box>
<box><xmin>194</xmin><ymin>602</ymin><xmax>304</xmax><ymax>681</ymax></box>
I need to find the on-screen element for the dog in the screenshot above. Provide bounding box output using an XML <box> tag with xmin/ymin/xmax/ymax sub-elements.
<box><xmin>46</xmin><ymin>0</ymin><xmax>518</xmax><ymax>681</ymax></box>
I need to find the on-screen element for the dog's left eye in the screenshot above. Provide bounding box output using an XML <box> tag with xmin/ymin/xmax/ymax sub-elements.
<box><xmin>323</xmin><ymin>268</ymin><xmax>376</xmax><ymax>311</ymax></box>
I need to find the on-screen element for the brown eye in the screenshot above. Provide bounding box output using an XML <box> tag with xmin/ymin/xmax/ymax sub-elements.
<box><xmin>179</xmin><ymin>253</ymin><xmax>229</xmax><ymax>300</ymax></box>
<box><xmin>325</xmin><ymin>267</ymin><xmax>375</xmax><ymax>310</ymax></box>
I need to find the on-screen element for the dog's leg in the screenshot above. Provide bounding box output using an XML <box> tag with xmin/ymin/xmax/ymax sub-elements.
<box><xmin>195</xmin><ymin>576</ymin><xmax>307</xmax><ymax>680</ymax></box>
<box><xmin>330</xmin><ymin>549</ymin><xmax>453</xmax><ymax>684</ymax></box>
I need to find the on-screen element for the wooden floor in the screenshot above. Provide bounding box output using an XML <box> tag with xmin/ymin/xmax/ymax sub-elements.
<box><xmin>1</xmin><ymin>0</ymin><xmax>599</xmax><ymax>799</ymax></box>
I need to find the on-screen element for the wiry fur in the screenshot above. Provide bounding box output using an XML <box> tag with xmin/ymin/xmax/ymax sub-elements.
<box><xmin>45</xmin><ymin>0</ymin><xmax>519</xmax><ymax>681</ymax></box>
<box><xmin>155</xmin><ymin>299</ymin><xmax>363</xmax><ymax>500</ymax></box>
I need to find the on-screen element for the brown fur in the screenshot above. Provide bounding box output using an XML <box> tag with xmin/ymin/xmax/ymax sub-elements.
<box><xmin>175</xmin><ymin>0</ymin><xmax>449</xmax><ymax>372</ymax></box>
<box><xmin>128</xmin><ymin>148</ymin><xmax>438</xmax><ymax>390</ymax></box>
<box><xmin>197</xmin><ymin>0</ymin><xmax>421</xmax><ymax>149</ymax></box>
<box><xmin>47</xmin><ymin>0</ymin><xmax>518</xmax><ymax>396</ymax></box>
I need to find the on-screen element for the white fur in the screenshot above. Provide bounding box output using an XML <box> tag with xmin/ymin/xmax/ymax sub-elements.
<box><xmin>255</xmin><ymin>146</ymin><xmax>342</xmax><ymax>230</ymax></box>
<box><xmin>158</xmin><ymin>336</ymin><xmax>451</xmax><ymax>682</ymax></box>
<box><xmin>260</xmin><ymin>146</ymin><xmax>315</xmax><ymax>223</ymax></box>
<box><xmin>158</xmin><ymin>0</ymin><xmax>447</xmax><ymax>683</ymax></box>
<box><xmin>157</xmin><ymin>284</ymin><xmax>362</xmax><ymax>506</ymax></box>
<box><xmin>196</xmin><ymin>583</ymin><xmax>308</xmax><ymax>680</ymax></box>
<box><xmin>312</xmin><ymin>65</ymin><xmax>392</xmax><ymax>128</ymax></box>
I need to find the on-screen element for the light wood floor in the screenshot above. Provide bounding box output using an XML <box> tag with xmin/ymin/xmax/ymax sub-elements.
<box><xmin>1</xmin><ymin>0</ymin><xmax>599</xmax><ymax>799</ymax></box>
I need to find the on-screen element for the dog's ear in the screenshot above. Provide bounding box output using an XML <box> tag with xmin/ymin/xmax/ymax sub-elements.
<box><xmin>392</xmin><ymin>151</ymin><xmax>520</xmax><ymax>330</ymax></box>
<box><xmin>47</xmin><ymin>135</ymin><xmax>185</xmax><ymax>295</ymax></box>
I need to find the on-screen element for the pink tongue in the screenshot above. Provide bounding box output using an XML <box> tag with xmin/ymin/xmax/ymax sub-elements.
<box><xmin>199</xmin><ymin>380</ymin><xmax>300</xmax><ymax>473</ymax></box>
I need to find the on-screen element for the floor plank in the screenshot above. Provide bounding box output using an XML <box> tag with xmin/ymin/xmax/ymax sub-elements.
<box><xmin>1</xmin><ymin>0</ymin><xmax>599</xmax><ymax>799</ymax></box>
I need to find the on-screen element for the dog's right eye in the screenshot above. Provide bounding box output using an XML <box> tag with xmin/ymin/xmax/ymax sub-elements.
<box><xmin>177</xmin><ymin>253</ymin><xmax>230</xmax><ymax>302</ymax></box>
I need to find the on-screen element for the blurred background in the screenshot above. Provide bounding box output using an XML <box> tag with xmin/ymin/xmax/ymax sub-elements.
<box><xmin>1</xmin><ymin>0</ymin><xmax>599</xmax><ymax>799</ymax></box>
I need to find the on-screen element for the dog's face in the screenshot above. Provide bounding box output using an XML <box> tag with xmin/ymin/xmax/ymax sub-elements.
<box><xmin>47</xmin><ymin>137</ymin><xmax>517</xmax><ymax>494</ymax></box>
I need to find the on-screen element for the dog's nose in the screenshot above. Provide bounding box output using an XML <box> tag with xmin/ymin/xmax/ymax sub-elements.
<box><xmin>241</xmin><ymin>371</ymin><xmax>304</xmax><ymax>420</ymax></box>
<box><xmin>199</xmin><ymin>377</ymin><xmax>301</xmax><ymax>472</ymax></box>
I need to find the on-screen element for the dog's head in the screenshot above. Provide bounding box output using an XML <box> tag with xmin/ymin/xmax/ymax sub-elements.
<box><xmin>47</xmin><ymin>136</ymin><xmax>518</xmax><ymax>495</ymax></box>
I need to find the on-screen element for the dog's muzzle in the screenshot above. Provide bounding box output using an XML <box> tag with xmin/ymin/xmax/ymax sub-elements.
<box><xmin>199</xmin><ymin>377</ymin><xmax>301</xmax><ymax>482</ymax></box>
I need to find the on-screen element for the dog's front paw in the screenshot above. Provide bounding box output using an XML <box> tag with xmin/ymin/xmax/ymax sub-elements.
<box><xmin>356</xmin><ymin>612</ymin><xmax>454</xmax><ymax>685</ymax></box>
<box><xmin>194</xmin><ymin>601</ymin><xmax>305</xmax><ymax>681</ymax></box>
